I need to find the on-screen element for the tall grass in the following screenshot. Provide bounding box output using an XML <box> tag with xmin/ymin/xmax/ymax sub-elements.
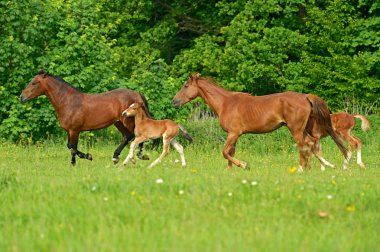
<box><xmin>0</xmin><ymin>117</ymin><xmax>379</xmax><ymax>251</ymax></box>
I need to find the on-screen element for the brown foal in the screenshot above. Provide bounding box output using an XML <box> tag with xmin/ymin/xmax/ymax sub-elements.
<box><xmin>121</xmin><ymin>102</ymin><xmax>192</xmax><ymax>168</ymax></box>
<box><xmin>173</xmin><ymin>73</ymin><xmax>347</xmax><ymax>172</ymax></box>
<box><xmin>314</xmin><ymin>112</ymin><xmax>371</xmax><ymax>170</ymax></box>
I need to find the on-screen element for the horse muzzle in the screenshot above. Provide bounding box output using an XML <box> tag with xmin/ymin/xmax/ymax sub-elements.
<box><xmin>172</xmin><ymin>98</ymin><xmax>182</xmax><ymax>108</ymax></box>
<box><xmin>121</xmin><ymin>111</ymin><xmax>129</xmax><ymax>118</ymax></box>
<box><xmin>20</xmin><ymin>95</ymin><xmax>29</xmax><ymax>103</ymax></box>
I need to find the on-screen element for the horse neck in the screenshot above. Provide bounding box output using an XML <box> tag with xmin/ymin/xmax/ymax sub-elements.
<box><xmin>197</xmin><ymin>79</ymin><xmax>231</xmax><ymax>116</ymax></box>
<box><xmin>133</xmin><ymin>108</ymin><xmax>148</xmax><ymax>126</ymax></box>
<box><xmin>43</xmin><ymin>77</ymin><xmax>82</xmax><ymax>114</ymax></box>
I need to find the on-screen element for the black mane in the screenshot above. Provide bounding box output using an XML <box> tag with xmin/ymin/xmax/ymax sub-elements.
<box><xmin>48</xmin><ymin>74</ymin><xmax>80</xmax><ymax>91</ymax></box>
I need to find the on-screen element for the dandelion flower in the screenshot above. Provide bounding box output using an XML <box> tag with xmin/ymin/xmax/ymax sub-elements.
<box><xmin>130</xmin><ymin>191</ymin><xmax>136</xmax><ymax>196</ymax></box>
<box><xmin>156</xmin><ymin>178</ymin><xmax>164</xmax><ymax>184</ymax></box>
<box><xmin>346</xmin><ymin>205</ymin><xmax>356</xmax><ymax>213</ymax></box>
<box><xmin>287</xmin><ymin>166</ymin><xmax>298</xmax><ymax>174</ymax></box>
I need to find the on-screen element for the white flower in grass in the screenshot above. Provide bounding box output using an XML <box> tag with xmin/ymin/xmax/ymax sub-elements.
<box><xmin>327</xmin><ymin>194</ymin><xmax>333</xmax><ymax>200</ymax></box>
<box><xmin>156</xmin><ymin>178</ymin><xmax>164</xmax><ymax>184</ymax></box>
<box><xmin>251</xmin><ymin>181</ymin><xmax>258</xmax><ymax>186</ymax></box>
<box><xmin>179</xmin><ymin>190</ymin><xmax>184</xmax><ymax>195</ymax></box>
<box><xmin>228</xmin><ymin>192</ymin><xmax>233</xmax><ymax>197</ymax></box>
<box><xmin>103</xmin><ymin>197</ymin><xmax>108</xmax><ymax>201</ymax></box>
<box><xmin>241</xmin><ymin>179</ymin><xmax>247</xmax><ymax>184</ymax></box>
<box><xmin>91</xmin><ymin>185</ymin><xmax>96</xmax><ymax>191</ymax></box>
<box><xmin>174</xmin><ymin>159</ymin><xmax>179</xmax><ymax>163</ymax></box>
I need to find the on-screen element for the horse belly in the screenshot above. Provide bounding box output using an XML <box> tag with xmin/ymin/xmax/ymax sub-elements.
<box><xmin>82</xmin><ymin>105</ymin><xmax>119</xmax><ymax>130</ymax></box>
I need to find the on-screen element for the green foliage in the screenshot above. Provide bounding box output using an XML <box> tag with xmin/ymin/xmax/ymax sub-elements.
<box><xmin>1</xmin><ymin>0</ymin><xmax>379</xmax><ymax>142</ymax></box>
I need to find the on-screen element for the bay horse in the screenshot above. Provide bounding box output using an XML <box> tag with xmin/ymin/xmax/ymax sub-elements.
<box><xmin>313</xmin><ymin>112</ymin><xmax>371</xmax><ymax>171</ymax></box>
<box><xmin>172</xmin><ymin>73</ymin><xmax>347</xmax><ymax>172</ymax></box>
<box><xmin>120</xmin><ymin>102</ymin><xmax>192</xmax><ymax>168</ymax></box>
<box><xmin>20</xmin><ymin>69</ymin><xmax>151</xmax><ymax>165</ymax></box>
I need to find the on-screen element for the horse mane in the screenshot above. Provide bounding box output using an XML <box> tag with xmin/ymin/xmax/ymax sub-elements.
<box><xmin>38</xmin><ymin>70</ymin><xmax>80</xmax><ymax>92</ymax></box>
<box><xmin>199</xmin><ymin>76</ymin><xmax>252</xmax><ymax>97</ymax></box>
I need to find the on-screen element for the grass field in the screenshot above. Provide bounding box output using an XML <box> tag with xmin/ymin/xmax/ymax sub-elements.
<box><xmin>0</xmin><ymin>119</ymin><xmax>379</xmax><ymax>251</ymax></box>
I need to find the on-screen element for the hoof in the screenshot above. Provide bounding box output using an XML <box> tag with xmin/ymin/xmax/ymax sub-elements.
<box><xmin>86</xmin><ymin>153</ymin><xmax>93</xmax><ymax>161</ymax></box>
<box><xmin>138</xmin><ymin>154</ymin><xmax>150</xmax><ymax>160</ymax></box>
<box><xmin>240</xmin><ymin>162</ymin><xmax>250</xmax><ymax>170</ymax></box>
<box><xmin>130</xmin><ymin>158</ymin><xmax>136</xmax><ymax>164</ymax></box>
<box><xmin>112</xmin><ymin>157</ymin><xmax>119</xmax><ymax>165</ymax></box>
<box><xmin>358</xmin><ymin>163</ymin><xmax>366</xmax><ymax>169</ymax></box>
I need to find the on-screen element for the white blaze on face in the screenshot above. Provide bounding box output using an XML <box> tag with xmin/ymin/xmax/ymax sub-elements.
<box><xmin>128</xmin><ymin>103</ymin><xmax>136</xmax><ymax>109</ymax></box>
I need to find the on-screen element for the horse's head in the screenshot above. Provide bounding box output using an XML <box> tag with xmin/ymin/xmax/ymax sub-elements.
<box><xmin>172</xmin><ymin>73</ymin><xmax>201</xmax><ymax>107</ymax></box>
<box><xmin>20</xmin><ymin>69</ymin><xmax>49</xmax><ymax>103</ymax></box>
<box><xmin>122</xmin><ymin>102</ymin><xmax>143</xmax><ymax>118</ymax></box>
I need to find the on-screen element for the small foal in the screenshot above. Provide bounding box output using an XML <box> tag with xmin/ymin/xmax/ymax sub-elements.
<box><xmin>121</xmin><ymin>102</ymin><xmax>192</xmax><ymax>168</ymax></box>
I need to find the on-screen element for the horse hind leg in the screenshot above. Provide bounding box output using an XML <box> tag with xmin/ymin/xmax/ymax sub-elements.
<box><xmin>352</xmin><ymin>135</ymin><xmax>365</xmax><ymax>168</ymax></box>
<box><xmin>171</xmin><ymin>139</ymin><xmax>186</xmax><ymax>166</ymax></box>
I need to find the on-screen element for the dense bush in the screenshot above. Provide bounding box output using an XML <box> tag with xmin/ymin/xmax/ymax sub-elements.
<box><xmin>1</xmin><ymin>0</ymin><xmax>379</xmax><ymax>142</ymax></box>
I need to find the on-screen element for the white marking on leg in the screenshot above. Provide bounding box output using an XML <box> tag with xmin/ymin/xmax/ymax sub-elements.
<box><xmin>343</xmin><ymin>151</ymin><xmax>352</xmax><ymax>170</ymax></box>
<box><xmin>320</xmin><ymin>157</ymin><xmax>335</xmax><ymax>168</ymax></box>
<box><xmin>298</xmin><ymin>165</ymin><xmax>304</xmax><ymax>173</ymax></box>
<box><xmin>357</xmin><ymin>149</ymin><xmax>365</xmax><ymax>168</ymax></box>
<box><xmin>122</xmin><ymin>141</ymin><xmax>138</xmax><ymax>166</ymax></box>
<box><xmin>171</xmin><ymin>139</ymin><xmax>186</xmax><ymax>166</ymax></box>
<box><xmin>320</xmin><ymin>164</ymin><xmax>325</xmax><ymax>172</ymax></box>
<box><xmin>148</xmin><ymin>139</ymin><xmax>170</xmax><ymax>168</ymax></box>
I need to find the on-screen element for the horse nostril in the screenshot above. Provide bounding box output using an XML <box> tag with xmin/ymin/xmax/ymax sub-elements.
<box><xmin>172</xmin><ymin>99</ymin><xmax>180</xmax><ymax>107</ymax></box>
<box><xmin>20</xmin><ymin>95</ymin><xmax>26</xmax><ymax>103</ymax></box>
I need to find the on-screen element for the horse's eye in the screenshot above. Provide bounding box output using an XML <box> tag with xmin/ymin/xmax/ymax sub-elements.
<box><xmin>184</xmin><ymin>84</ymin><xmax>189</xmax><ymax>88</ymax></box>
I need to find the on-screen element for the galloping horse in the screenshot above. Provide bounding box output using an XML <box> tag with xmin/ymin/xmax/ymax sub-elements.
<box><xmin>313</xmin><ymin>112</ymin><xmax>371</xmax><ymax>170</ymax></box>
<box><xmin>121</xmin><ymin>102</ymin><xmax>192</xmax><ymax>168</ymax></box>
<box><xmin>173</xmin><ymin>73</ymin><xmax>347</xmax><ymax>172</ymax></box>
<box><xmin>20</xmin><ymin>69</ymin><xmax>150</xmax><ymax>165</ymax></box>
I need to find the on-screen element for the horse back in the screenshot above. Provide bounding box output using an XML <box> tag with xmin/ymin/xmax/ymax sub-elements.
<box><xmin>220</xmin><ymin>92</ymin><xmax>311</xmax><ymax>134</ymax></box>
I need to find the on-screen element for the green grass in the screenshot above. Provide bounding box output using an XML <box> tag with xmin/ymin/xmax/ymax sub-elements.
<box><xmin>0</xmin><ymin>118</ymin><xmax>379</xmax><ymax>251</ymax></box>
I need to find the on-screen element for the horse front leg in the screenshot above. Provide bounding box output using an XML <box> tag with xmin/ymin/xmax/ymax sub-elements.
<box><xmin>222</xmin><ymin>133</ymin><xmax>247</xmax><ymax>169</ymax></box>
<box><xmin>149</xmin><ymin>137</ymin><xmax>170</xmax><ymax>168</ymax></box>
<box><xmin>312</xmin><ymin>139</ymin><xmax>335</xmax><ymax>171</ymax></box>
<box><xmin>67</xmin><ymin>130</ymin><xmax>92</xmax><ymax>165</ymax></box>
<box><xmin>121</xmin><ymin>136</ymin><xmax>146</xmax><ymax>167</ymax></box>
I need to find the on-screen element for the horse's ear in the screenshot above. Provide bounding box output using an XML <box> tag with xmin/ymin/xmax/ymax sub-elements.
<box><xmin>193</xmin><ymin>73</ymin><xmax>200</xmax><ymax>81</ymax></box>
<box><xmin>38</xmin><ymin>69</ymin><xmax>48</xmax><ymax>78</ymax></box>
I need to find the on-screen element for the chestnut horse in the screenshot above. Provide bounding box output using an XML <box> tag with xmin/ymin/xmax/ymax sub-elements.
<box><xmin>173</xmin><ymin>73</ymin><xmax>347</xmax><ymax>172</ymax></box>
<box><xmin>120</xmin><ymin>102</ymin><xmax>192</xmax><ymax>168</ymax></box>
<box><xmin>313</xmin><ymin>112</ymin><xmax>371</xmax><ymax>170</ymax></box>
<box><xmin>20</xmin><ymin>69</ymin><xmax>151</xmax><ymax>165</ymax></box>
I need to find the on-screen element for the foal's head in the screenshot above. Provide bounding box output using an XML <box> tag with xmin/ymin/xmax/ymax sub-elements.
<box><xmin>122</xmin><ymin>102</ymin><xmax>143</xmax><ymax>118</ymax></box>
<box><xmin>172</xmin><ymin>73</ymin><xmax>201</xmax><ymax>107</ymax></box>
<box><xmin>20</xmin><ymin>69</ymin><xmax>49</xmax><ymax>103</ymax></box>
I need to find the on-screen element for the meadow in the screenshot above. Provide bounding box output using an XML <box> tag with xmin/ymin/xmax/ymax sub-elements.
<box><xmin>0</xmin><ymin>118</ymin><xmax>379</xmax><ymax>252</ymax></box>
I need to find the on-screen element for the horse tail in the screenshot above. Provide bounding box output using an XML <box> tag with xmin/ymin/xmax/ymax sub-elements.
<box><xmin>178</xmin><ymin>124</ymin><xmax>193</xmax><ymax>142</ymax></box>
<box><xmin>139</xmin><ymin>93</ymin><xmax>153</xmax><ymax>118</ymax></box>
<box><xmin>306</xmin><ymin>94</ymin><xmax>348</xmax><ymax>159</ymax></box>
<box><xmin>353</xmin><ymin>114</ymin><xmax>371</xmax><ymax>131</ymax></box>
